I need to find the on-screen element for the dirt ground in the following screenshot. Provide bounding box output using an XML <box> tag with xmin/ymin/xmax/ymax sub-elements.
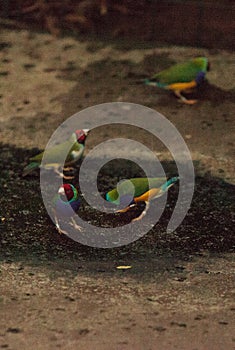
<box><xmin>0</xmin><ymin>27</ymin><xmax>235</xmax><ymax>350</ymax></box>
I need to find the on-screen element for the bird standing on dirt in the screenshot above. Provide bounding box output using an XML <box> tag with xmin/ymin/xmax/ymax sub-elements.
<box><xmin>23</xmin><ymin>129</ymin><xmax>89</xmax><ymax>178</ymax></box>
<box><xmin>144</xmin><ymin>57</ymin><xmax>209</xmax><ymax>104</ymax></box>
<box><xmin>106</xmin><ymin>176</ymin><xmax>179</xmax><ymax>221</ymax></box>
<box><xmin>53</xmin><ymin>183</ymin><xmax>82</xmax><ymax>235</ymax></box>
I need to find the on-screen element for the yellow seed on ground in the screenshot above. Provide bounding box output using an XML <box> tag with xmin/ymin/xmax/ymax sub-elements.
<box><xmin>116</xmin><ymin>266</ymin><xmax>132</xmax><ymax>270</ymax></box>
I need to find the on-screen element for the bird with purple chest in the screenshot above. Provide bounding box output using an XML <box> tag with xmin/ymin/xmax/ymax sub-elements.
<box><xmin>53</xmin><ymin>183</ymin><xmax>82</xmax><ymax>235</ymax></box>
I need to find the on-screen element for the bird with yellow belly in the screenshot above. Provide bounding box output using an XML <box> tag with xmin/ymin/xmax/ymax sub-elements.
<box><xmin>144</xmin><ymin>57</ymin><xmax>210</xmax><ymax>104</ymax></box>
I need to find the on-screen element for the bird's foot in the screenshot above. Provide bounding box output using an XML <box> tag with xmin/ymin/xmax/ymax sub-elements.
<box><xmin>63</xmin><ymin>174</ymin><xmax>75</xmax><ymax>180</ymax></box>
<box><xmin>71</xmin><ymin>218</ymin><xmax>82</xmax><ymax>231</ymax></box>
<box><xmin>174</xmin><ymin>90</ymin><xmax>197</xmax><ymax>105</ymax></box>
<box><xmin>132</xmin><ymin>212</ymin><xmax>146</xmax><ymax>222</ymax></box>
<box><xmin>53</xmin><ymin>167</ymin><xmax>75</xmax><ymax>179</ymax></box>
<box><xmin>117</xmin><ymin>204</ymin><xmax>136</xmax><ymax>213</ymax></box>
<box><xmin>63</xmin><ymin>167</ymin><xmax>76</xmax><ymax>179</ymax></box>
<box><xmin>179</xmin><ymin>98</ymin><xmax>198</xmax><ymax>105</ymax></box>
<box><xmin>63</xmin><ymin>167</ymin><xmax>74</xmax><ymax>171</ymax></box>
<box><xmin>54</xmin><ymin>213</ymin><xmax>72</xmax><ymax>235</ymax></box>
<box><xmin>131</xmin><ymin>202</ymin><xmax>150</xmax><ymax>222</ymax></box>
<box><xmin>54</xmin><ymin>168</ymin><xmax>65</xmax><ymax>178</ymax></box>
<box><xmin>55</xmin><ymin>223</ymin><xmax>69</xmax><ymax>235</ymax></box>
<box><xmin>56</xmin><ymin>221</ymin><xmax>82</xmax><ymax>235</ymax></box>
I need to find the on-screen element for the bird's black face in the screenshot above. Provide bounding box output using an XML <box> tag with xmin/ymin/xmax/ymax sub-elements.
<box><xmin>75</xmin><ymin>129</ymin><xmax>89</xmax><ymax>144</ymax></box>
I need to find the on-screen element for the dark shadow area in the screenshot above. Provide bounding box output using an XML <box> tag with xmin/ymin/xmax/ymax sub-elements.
<box><xmin>192</xmin><ymin>81</ymin><xmax>235</xmax><ymax>105</ymax></box>
<box><xmin>0</xmin><ymin>143</ymin><xmax>234</xmax><ymax>280</ymax></box>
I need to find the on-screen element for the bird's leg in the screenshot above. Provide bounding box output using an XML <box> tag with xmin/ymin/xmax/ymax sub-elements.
<box><xmin>174</xmin><ymin>90</ymin><xmax>197</xmax><ymax>105</ymax></box>
<box><xmin>54</xmin><ymin>213</ymin><xmax>69</xmax><ymax>235</ymax></box>
<box><xmin>54</xmin><ymin>212</ymin><xmax>60</xmax><ymax>231</ymax></box>
<box><xmin>70</xmin><ymin>217</ymin><xmax>82</xmax><ymax>231</ymax></box>
<box><xmin>63</xmin><ymin>166</ymin><xmax>77</xmax><ymax>179</ymax></box>
<box><xmin>132</xmin><ymin>201</ymin><xmax>150</xmax><ymax>222</ymax></box>
<box><xmin>53</xmin><ymin>166</ymin><xmax>75</xmax><ymax>180</ymax></box>
<box><xmin>63</xmin><ymin>174</ymin><xmax>75</xmax><ymax>180</ymax></box>
<box><xmin>116</xmin><ymin>204</ymin><xmax>136</xmax><ymax>213</ymax></box>
<box><xmin>54</xmin><ymin>212</ymin><xmax>81</xmax><ymax>234</ymax></box>
<box><xmin>63</xmin><ymin>167</ymin><xmax>74</xmax><ymax>171</ymax></box>
<box><xmin>53</xmin><ymin>167</ymin><xmax>65</xmax><ymax>178</ymax></box>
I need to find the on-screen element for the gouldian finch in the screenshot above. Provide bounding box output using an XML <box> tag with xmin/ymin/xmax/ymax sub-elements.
<box><xmin>23</xmin><ymin>129</ymin><xmax>89</xmax><ymax>177</ymax></box>
<box><xmin>53</xmin><ymin>183</ymin><xmax>82</xmax><ymax>235</ymax></box>
<box><xmin>106</xmin><ymin>177</ymin><xmax>179</xmax><ymax>221</ymax></box>
<box><xmin>144</xmin><ymin>57</ymin><xmax>209</xmax><ymax>104</ymax></box>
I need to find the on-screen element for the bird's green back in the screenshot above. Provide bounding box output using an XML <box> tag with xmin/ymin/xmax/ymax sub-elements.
<box><xmin>152</xmin><ymin>57</ymin><xmax>208</xmax><ymax>85</ymax></box>
<box><xmin>107</xmin><ymin>177</ymin><xmax>167</xmax><ymax>202</ymax></box>
<box><xmin>30</xmin><ymin>134</ymin><xmax>83</xmax><ymax>164</ymax></box>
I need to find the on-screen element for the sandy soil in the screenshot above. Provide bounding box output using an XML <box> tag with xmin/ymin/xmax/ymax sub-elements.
<box><xmin>0</xmin><ymin>27</ymin><xmax>235</xmax><ymax>349</ymax></box>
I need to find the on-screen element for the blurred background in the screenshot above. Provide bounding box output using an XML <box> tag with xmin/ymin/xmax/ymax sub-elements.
<box><xmin>0</xmin><ymin>0</ymin><xmax>234</xmax><ymax>49</ymax></box>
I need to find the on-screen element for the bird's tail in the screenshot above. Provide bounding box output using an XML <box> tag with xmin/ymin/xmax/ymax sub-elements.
<box><xmin>144</xmin><ymin>78</ymin><xmax>163</xmax><ymax>87</ymax></box>
<box><xmin>160</xmin><ymin>176</ymin><xmax>179</xmax><ymax>193</ymax></box>
<box><xmin>134</xmin><ymin>78</ymin><xmax>157</xmax><ymax>86</ymax></box>
<box><xmin>144</xmin><ymin>77</ymin><xmax>167</xmax><ymax>88</ymax></box>
<box><xmin>22</xmin><ymin>162</ymin><xmax>39</xmax><ymax>177</ymax></box>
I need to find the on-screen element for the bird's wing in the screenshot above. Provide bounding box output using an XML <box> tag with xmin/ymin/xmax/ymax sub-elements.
<box><xmin>152</xmin><ymin>60</ymin><xmax>205</xmax><ymax>85</ymax></box>
<box><xmin>67</xmin><ymin>144</ymin><xmax>84</xmax><ymax>164</ymax></box>
<box><xmin>130</xmin><ymin>177</ymin><xmax>167</xmax><ymax>196</ymax></box>
<box><xmin>106</xmin><ymin>177</ymin><xmax>167</xmax><ymax>203</ymax></box>
<box><xmin>30</xmin><ymin>137</ymin><xmax>80</xmax><ymax>165</ymax></box>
